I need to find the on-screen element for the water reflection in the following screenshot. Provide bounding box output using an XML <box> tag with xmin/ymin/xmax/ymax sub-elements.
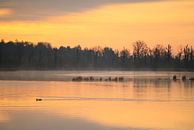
<box><xmin>0</xmin><ymin>78</ymin><xmax>194</xmax><ymax>130</ymax></box>
<box><xmin>1</xmin><ymin>110</ymin><xmax>148</xmax><ymax>130</ymax></box>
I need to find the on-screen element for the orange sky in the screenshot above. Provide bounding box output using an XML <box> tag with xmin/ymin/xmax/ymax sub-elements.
<box><xmin>0</xmin><ymin>0</ymin><xmax>194</xmax><ymax>50</ymax></box>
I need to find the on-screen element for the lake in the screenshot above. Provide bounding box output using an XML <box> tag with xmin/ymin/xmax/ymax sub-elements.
<box><xmin>0</xmin><ymin>71</ymin><xmax>194</xmax><ymax>130</ymax></box>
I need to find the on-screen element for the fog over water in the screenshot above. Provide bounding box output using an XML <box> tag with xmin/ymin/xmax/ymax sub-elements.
<box><xmin>0</xmin><ymin>70</ymin><xmax>194</xmax><ymax>81</ymax></box>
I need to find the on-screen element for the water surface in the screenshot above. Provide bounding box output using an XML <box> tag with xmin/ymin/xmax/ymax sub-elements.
<box><xmin>0</xmin><ymin>71</ymin><xmax>194</xmax><ymax>130</ymax></box>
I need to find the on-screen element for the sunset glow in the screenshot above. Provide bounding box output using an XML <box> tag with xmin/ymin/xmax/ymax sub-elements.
<box><xmin>0</xmin><ymin>0</ymin><xmax>194</xmax><ymax>50</ymax></box>
<box><xmin>0</xmin><ymin>1</ymin><xmax>194</xmax><ymax>129</ymax></box>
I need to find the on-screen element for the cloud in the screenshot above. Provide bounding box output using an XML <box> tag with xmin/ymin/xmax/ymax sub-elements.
<box><xmin>0</xmin><ymin>9</ymin><xmax>13</xmax><ymax>16</ymax></box>
<box><xmin>0</xmin><ymin>0</ymin><xmax>163</xmax><ymax>21</ymax></box>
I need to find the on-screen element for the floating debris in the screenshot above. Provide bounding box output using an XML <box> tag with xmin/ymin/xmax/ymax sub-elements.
<box><xmin>112</xmin><ymin>77</ymin><xmax>118</xmax><ymax>82</ymax></box>
<box><xmin>119</xmin><ymin>77</ymin><xmax>124</xmax><ymax>81</ymax></box>
<box><xmin>173</xmin><ymin>75</ymin><xmax>177</xmax><ymax>81</ymax></box>
<box><xmin>182</xmin><ymin>76</ymin><xmax>186</xmax><ymax>81</ymax></box>
<box><xmin>36</xmin><ymin>98</ymin><xmax>42</xmax><ymax>101</ymax></box>
<box><xmin>72</xmin><ymin>76</ymin><xmax>83</xmax><ymax>81</ymax></box>
<box><xmin>89</xmin><ymin>76</ymin><xmax>94</xmax><ymax>81</ymax></box>
<box><xmin>189</xmin><ymin>77</ymin><xmax>194</xmax><ymax>81</ymax></box>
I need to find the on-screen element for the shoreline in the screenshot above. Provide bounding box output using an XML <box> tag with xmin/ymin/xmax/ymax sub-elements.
<box><xmin>0</xmin><ymin>68</ymin><xmax>194</xmax><ymax>72</ymax></box>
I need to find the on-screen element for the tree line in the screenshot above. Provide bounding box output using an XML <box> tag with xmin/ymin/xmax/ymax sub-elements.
<box><xmin>0</xmin><ymin>39</ymin><xmax>193</xmax><ymax>70</ymax></box>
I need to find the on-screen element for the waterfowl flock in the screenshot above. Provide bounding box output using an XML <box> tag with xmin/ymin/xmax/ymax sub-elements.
<box><xmin>72</xmin><ymin>76</ymin><xmax>124</xmax><ymax>82</ymax></box>
<box><xmin>172</xmin><ymin>75</ymin><xmax>194</xmax><ymax>81</ymax></box>
<box><xmin>72</xmin><ymin>75</ymin><xmax>194</xmax><ymax>82</ymax></box>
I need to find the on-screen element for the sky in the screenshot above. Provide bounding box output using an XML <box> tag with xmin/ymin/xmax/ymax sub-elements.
<box><xmin>0</xmin><ymin>0</ymin><xmax>194</xmax><ymax>50</ymax></box>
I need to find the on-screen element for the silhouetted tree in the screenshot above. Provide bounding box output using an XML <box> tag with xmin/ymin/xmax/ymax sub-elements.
<box><xmin>120</xmin><ymin>48</ymin><xmax>130</xmax><ymax>68</ymax></box>
<box><xmin>0</xmin><ymin>39</ymin><xmax>193</xmax><ymax>70</ymax></box>
<box><xmin>133</xmin><ymin>41</ymin><xmax>148</xmax><ymax>67</ymax></box>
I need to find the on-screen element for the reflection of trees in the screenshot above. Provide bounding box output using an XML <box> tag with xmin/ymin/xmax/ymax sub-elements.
<box><xmin>133</xmin><ymin>79</ymin><xmax>172</xmax><ymax>88</ymax></box>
